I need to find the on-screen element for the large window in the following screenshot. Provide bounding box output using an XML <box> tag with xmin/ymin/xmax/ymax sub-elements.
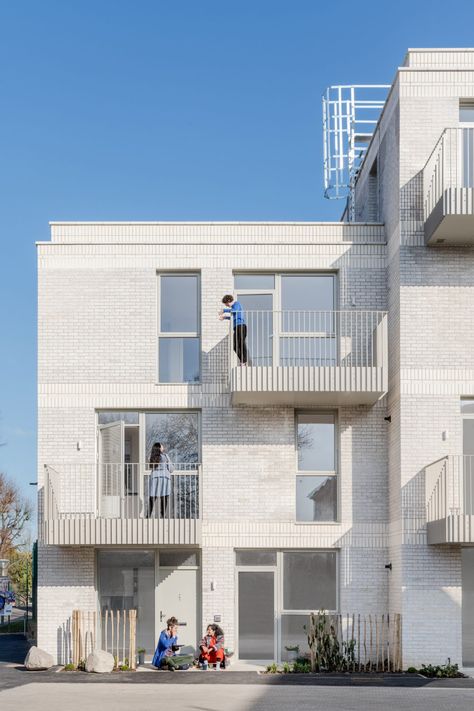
<box><xmin>158</xmin><ymin>274</ymin><xmax>200</xmax><ymax>382</ymax></box>
<box><xmin>296</xmin><ymin>412</ymin><xmax>337</xmax><ymax>522</ymax></box>
<box><xmin>236</xmin><ymin>549</ymin><xmax>337</xmax><ymax>662</ymax></box>
<box><xmin>233</xmin><ymin>273</ymin><xmax>336</xmax><ymax>367</ymax></box>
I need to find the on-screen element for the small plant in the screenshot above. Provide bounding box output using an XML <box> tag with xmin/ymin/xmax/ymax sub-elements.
<box><xmin>119</xmin><ymin>663</ymin><xmax>130</xmax><ymax>671</ymax></box>
<box><xmin>113</xmin><ymin>655</ymin><xmax>118</xmax><ymax>670</ymax></box>
<box><xmin>293</xmin><ymin>660</ymin><xmax>311</xmax><ymax>673</ymax></box>
<box><xmin>282</xmin><ymin>662</ymin><xmax>292</xmax><ymax>673</ymax></box>
<box><xmin>137</xmin><ymin>648</ymin><xmax>146</xmax><ymax>654</ymax></box>
<box><xmin>418</xmin><ymin>662</ymin><xmax>463</xmax><ymax>678</ymax></box>
<box><xmin>266</xmin><ymin>662</ymin><xmax>279</xmax><ymax>673</ymax></box>
<box><xmin>77</xmin><ymin>658</ymin><xmax>86</xmax><ymax>671</ymax></box>
<box><xmin>407</xmin><ymin>666</ymin><xmax>418</xmax><ymax>674</ymax></box>
<box><xmin>63</xmin><ymin>663</ymin><xmax>76</xmax><ymax>671</ymax></box>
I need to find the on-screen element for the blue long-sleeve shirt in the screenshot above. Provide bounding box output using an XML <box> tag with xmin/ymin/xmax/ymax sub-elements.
<box><xmin>152</xmin><ymin>630</ymin><xmax>177</xmax><ymax>667</ymax></box>
<box><xmin>223</xmin><ymin>301</ymin><xmax>245</xmax><ymax>327</ymax></box>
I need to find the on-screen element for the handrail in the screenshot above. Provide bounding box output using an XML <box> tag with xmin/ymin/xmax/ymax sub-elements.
<box><xmin>425</xmin><ymin>455</ymin><xmax>474</xmax><ymax>522</ymax></box>
<box><xmin>43</xmin><ymin>462</ymin><xmax>201</xmax><ymax>522</ymax></box>
<box><xmin>227</xmin><ymin>309</ymin><xmax>387</xmax><ymax>370</ymax></box>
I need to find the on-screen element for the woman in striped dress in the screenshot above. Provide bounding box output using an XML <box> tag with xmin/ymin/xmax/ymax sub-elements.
<box><xmin>148</xmin><ymin>442</ymin><xmax>175</xmax><ymax>518</ymax></box>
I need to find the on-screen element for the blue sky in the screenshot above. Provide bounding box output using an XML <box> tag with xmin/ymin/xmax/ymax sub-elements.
<box><xmin>1</xmin><ymin>0</ymin><xmax>474</xmax><ymax>521</ymax></box>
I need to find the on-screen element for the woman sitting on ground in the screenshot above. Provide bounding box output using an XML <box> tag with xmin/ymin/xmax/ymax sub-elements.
<box><xmin>152</xmin><ymin>616</ymin><xmax>194</xmax><ymax>671</ymax></box>
<box><xmin>199</xmin><ymin>623</ymin><xmax>225</xmax><ymax>668</ymax></box>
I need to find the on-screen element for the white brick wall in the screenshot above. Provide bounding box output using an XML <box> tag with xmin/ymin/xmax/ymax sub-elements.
<box><xmin>37</xmin><ymin>48</ymin><xmax>474</xmax><ymax>668</ymax></box>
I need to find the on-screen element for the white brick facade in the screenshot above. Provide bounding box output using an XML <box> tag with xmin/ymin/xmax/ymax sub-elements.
<box><xmin>37</xmin><ymin>48</ymin><xmax>474</xmax><ymax>668</ymax></box>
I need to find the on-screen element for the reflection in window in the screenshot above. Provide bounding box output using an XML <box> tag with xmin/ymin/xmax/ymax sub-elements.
<box><xmin>158</xmin><ymin>274</ymin><xmax>200</xmax><ymax>382</ymax></box>
<box><xmin>297</xmin><ymin>413</ymin><xmax>335</xmax><ymax>471</ymax></box>
<box><xmin>98</xmin><ymin>412</ymin><xmax>139</xmax><ymax>425</ymax></box>
<box><xmin>296</xmin><ymin>475</ymin><xmax>337</xmax><ymax>522</ymax></box>
<box><xmin>281</xmin><ymin>275</ymin><xmax>334</xmax><ymax>312</ymax></box>
<box><xmin>236</xmin><ymin>550</ymin><xmax>277</xmax><ymax>566</ymax></box>
<box><xmin>234</xmin><ymin>274</ymin><xmax>275</xmax><ymax>290</ymax></box>
<box><xmin>145</xmin><ymin>412</ymin><xmax>199</xmax><ymax>464</ymax></box>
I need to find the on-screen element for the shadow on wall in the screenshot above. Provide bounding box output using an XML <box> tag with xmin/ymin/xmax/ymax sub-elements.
<box><xmin>57</xmin><ymin>618</ymin><xmax>72</xmax><ymax>666</ymax></box>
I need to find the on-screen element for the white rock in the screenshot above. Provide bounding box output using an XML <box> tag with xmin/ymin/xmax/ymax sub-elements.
<box><xmin>24</xmin><ymin>646</ymin><xmax>54</xmax><ymax>670</ymax></box>
<box><xmin>85</xmin><ymin>649</ymin><xmax>115</xmax><ymax>673</ymax></box>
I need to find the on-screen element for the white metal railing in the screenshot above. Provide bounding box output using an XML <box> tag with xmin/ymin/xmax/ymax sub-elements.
<box><xmin>43</xmin><ymin>463</ymin><xmax>201</xmax><ymax>522</ymax></box>
<box><xmin>425</xmin><ymin>455</ymin><xmax>474</xmax><ymax>522</ymax></box>
<box><xmin>228</xmin><ymin>310</ymin><xmax>387</xmax><ymax>370</ymax></box>
<box><xmin>423</xmin><ymin>127</ymin><xmax>474</xmax><ymax>220</ymax></box>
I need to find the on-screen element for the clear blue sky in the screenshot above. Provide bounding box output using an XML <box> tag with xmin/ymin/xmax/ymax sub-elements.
<box><xmin>1</xmin><ymin>0</ymin><xmax>474</xmax><ymax>520</ymax></box>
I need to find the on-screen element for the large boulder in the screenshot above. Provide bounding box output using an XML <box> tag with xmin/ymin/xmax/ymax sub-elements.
<box><xmin>85</xmin><ymin>649</ymin><xmax>115</xmax><ymax>673</ymax></box>
<box><xmin>24</xmin><ymin>646</ymin><xmax>54</xmax><ymax>670</ymax></box>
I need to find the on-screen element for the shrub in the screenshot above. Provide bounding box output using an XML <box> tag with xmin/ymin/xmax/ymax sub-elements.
<box><xmin>63</xmin><ymin>663</ymin><xmax>76</xmax><ymax>671</ymax></box>
<box><xmin>266</xmin><ymin>663</ymin><xmax>279</xmax><ymax>673</ymax></box>
<box><xmin>293</xmin><ymin>660</ymin><xmax>311</xmax><ymax>673</ymax></box>
<box><xmin>418</xmin><ymin>663</ymin><xmax>463</xmax><ymax>678</ymax></box>
<box><xmin>406</xmin><ymin>667</ymin><xmax>418</xmax><ymax>674</ymax></box>
<box><xmin>282</xmin><ymin>662</ymin><xmax>292</xmax><ymax>673</ymax></box>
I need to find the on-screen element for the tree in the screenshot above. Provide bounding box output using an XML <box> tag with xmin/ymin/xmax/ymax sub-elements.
<box><xmin>7</xmin><ymin>549</ymin><xmax>32</xmax><ymax>607</ymax></box>
<box><xmin>0</xmin><ymin>472</ymin><xmax>32</xmax><ymax>558</ymax></box>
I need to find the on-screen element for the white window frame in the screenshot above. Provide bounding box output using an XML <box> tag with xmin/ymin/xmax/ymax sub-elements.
<box><xmin>235</xmin><ymin>549</ymin><xmax>339</xmax><ymax>664</ymax></box>
<box><xmin>157</xmin><ymin>272</ymin><xmax>201</xmax><ymax>384</ymax></box>
<box><xmin>295</xmin><ymin>410</ymin><xmax>339</xmax><ymax>524</ymax></box>
<box><xmin>234</xmin><ymin>272</ymin><xmax>338</xmax><ymax>367</ymax></box>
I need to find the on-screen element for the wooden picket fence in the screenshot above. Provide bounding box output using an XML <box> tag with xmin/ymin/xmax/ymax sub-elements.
<box><xmin>308</xmin><ymin>612</ymin><xmax>402</xmax><ymax>672</ymax></box>
<box><xmin>72</xmin><ymin>609</ymin><xmax>137</xmax><ymax>669</ymax></box>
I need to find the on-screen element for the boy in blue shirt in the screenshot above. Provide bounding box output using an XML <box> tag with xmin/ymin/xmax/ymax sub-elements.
<box><xmin>219</xmin><ymin>294</ymin><xmax>248</xmax><ymax>365</ymax></box>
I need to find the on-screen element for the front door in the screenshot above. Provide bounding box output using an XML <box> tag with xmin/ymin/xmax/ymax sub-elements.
<box><xmin>236</xmin><ymin>293</ymin><xmax>274</xmax><ymax>366</ymax></box>
<box><xmin>237</xmin><ymin>570</ymin><xmax>275</xmax><ymax>660</ymax></box>
<box><xmin>157</xmin><ymin>567</ymin><xmax>198</xmax><ymax>654</ymax></box>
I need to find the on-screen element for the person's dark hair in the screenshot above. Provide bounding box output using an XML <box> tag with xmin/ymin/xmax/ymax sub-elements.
<box><xmin>167</xmin><ymin>616</ymin><xmax>178</xmax><ymax>628</ymax></box>
<box><xmin>211</xmin><ymin>623</ymin><xmax>224</xmax><ymax>637</ymax></box>
<box><xmin>222</xmin><ymin>294</ymin><xmax>234</xmax><ymax>305</ymax></box>
<box><xmin>150</xmin><ymin>442</ymin><xmax>162</xmax><ymax>464</ymax></box>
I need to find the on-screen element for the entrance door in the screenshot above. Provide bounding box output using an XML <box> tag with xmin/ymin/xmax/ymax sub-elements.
<box><xmin>157</xmin><ymin>567</ymin><xmax>198</xmax><ymax>654</ymax></box>
<box><xmin>238</xmin><ymin>570</ymin><xmax>275</xmax><ymax>660</ymax></box>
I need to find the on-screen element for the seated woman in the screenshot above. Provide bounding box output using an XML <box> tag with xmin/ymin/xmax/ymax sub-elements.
<box><xmin>199</xmin><ymin>623</ymin><xmax>225</xmax><ymax>669</ymax></box>
<box><xmin>152</xmin><ymin>616</ymin><xmax>194</xmax><ymax>671</ymax></box>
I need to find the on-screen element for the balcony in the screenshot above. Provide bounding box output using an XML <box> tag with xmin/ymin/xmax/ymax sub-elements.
<box><xmin>425</xmin><ymin>455</ymin><xmax>474</xmax><ymax>544</ymax></box>
<box><xmin>424</xmin><ymin>127</ymin><xmax>474</xmax><ymax>245</ymax></box>
<box><xmin>41</xmin><ymin>463</ymin><xmax>201</xmax><ymax>546</ymax></box>
<box><xmin>229</xmin><ymin>310</ymin><xmax>388</xmax><ymax>406</ymax></box>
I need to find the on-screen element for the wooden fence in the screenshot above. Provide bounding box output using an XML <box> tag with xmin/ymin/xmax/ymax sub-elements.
<box><xmin>72</xmin><ymin>609</ymin><xmax>137</xmax><ymax>669</ymax></box>
<box><xmin>308</xmin><ymin>612</ymin><xmax>402</xmax><ymax>672</ymax></box>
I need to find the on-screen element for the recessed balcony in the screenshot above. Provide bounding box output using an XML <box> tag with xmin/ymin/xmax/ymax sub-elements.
<box><xmin>425</xmin><ymin>455</ymin><xmax>474</xmax><ymax>544</ymax></box>
<box><xmin>424</xmin><ymin>127</ymin><xmax>474</xmax><ymax>245</ymax></box>
<box><xmin>229</xmin><ymin>310</ymin><xmax>388</xmax><ymax>406</ymax></box>
<box><xmin>41</xmin><ymin>463</ymin><xmax>201</xmax><ymax>545</ymax></box>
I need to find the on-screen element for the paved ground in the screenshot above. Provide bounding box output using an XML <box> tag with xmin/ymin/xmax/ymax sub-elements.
<box><xmin>2</xmin><ymin>635</ymin><xmax>474</xmax><ymax>710</ymax></box>
<box><xmin>2</xmin><ymin>682</ymin><xmax>474</xmax><ymax>711</ymax></box>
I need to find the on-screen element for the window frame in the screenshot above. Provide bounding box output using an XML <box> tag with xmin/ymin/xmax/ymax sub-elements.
<box><xmin>157</xmin><ymin>272</ymin><xmax>201</xmax><ymax>384</ymax></box>
<box><xmin>295</xmin><ymin>410</ymin><xmax>339</xmax><ymax>524</ymax></box>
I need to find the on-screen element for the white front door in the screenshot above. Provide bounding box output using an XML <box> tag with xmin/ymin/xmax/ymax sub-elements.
<box><xmin>157</xmin><ymin>567</ymin><xmax>198</xmax><ymax>654</ymax></box>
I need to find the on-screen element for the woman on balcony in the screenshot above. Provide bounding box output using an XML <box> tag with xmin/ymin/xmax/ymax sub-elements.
<box><xmin>148</xmin><ymin>442</ymin><xmax>174</xmax><ymax>518</ymax></box>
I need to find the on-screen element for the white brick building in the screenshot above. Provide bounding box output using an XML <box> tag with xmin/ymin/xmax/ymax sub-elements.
<box><xmin>37</xmin><ymin>48</ymin><xmax>474</xmax><ymax>669</ymax></box>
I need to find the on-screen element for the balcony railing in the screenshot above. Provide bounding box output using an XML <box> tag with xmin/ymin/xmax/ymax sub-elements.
<box><xmin>42</xmin><ymin>463</ymin><xmax>201</xmax><ymax>545</ymax></box>
<box><xmin>425</xmin><ymin>455</ymin><xmax>474</xmax><ymax>543</ymax></box>
<box><xmin>228</xmin><ymin>310</ymin><xmax>388</xmax><ymax>405</ymax></box>
<box><xmin>423</xmin><ymin>127</ymin><xmax>474</xmax><ymax>244</ymax></box>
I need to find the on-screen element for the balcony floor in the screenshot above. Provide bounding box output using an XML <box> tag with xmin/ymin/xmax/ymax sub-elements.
<box><xmin>230</xmin><ymin>365</ymin><xmax>387</xmax><ymax>407</ymax></box>
<box><xmin>427</xmin><ymin>515</ymin><xmax>474</xmax><ymax>545</ymax></box>
<box><xmin>42</xmin><ymin>517</ymin><xmax>201</xmax><ymax>546</ymax></box>
<box><xmin>425</xmin><ymin>188</ymin><xmax>474</xmax><ymax>245</ymax></box>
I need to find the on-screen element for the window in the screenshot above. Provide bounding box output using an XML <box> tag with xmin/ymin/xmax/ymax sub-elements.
<box><xmin>236</xmin><ymin>550</ymin><xmax>277</xmax><ymax>566</ymax></box>
<box><xmin>283</xmin><ymin>551</ymin><xmax>337</xmax><ymax>610</ymax></box>
<box><xmin>233</xmin><ymin>273</ymin><xmax>337</xmax><ymax>367</ymax></box>
<box><xmin>159</xmin><ymin>551</ymin><xmax>198</xmax><ymax>567</ymax></box>
<box><xmin>145</xmin><ymin>412</ymin><xmax>199</xmax><ymax>464</ymax></box>
<box><xmin>459</xmin><ymin>103</ymin><xmax>474</xmax><ymax>189</ymax></box>
<box><xmin>296</xmin><ymin>412</ymin><xmax>337</xmax><ymax>522</ymax></box>
<box><xmin>158</xmin><ymin>274</ymin><xmax>200</xmax><ymax>382</ymax></box>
